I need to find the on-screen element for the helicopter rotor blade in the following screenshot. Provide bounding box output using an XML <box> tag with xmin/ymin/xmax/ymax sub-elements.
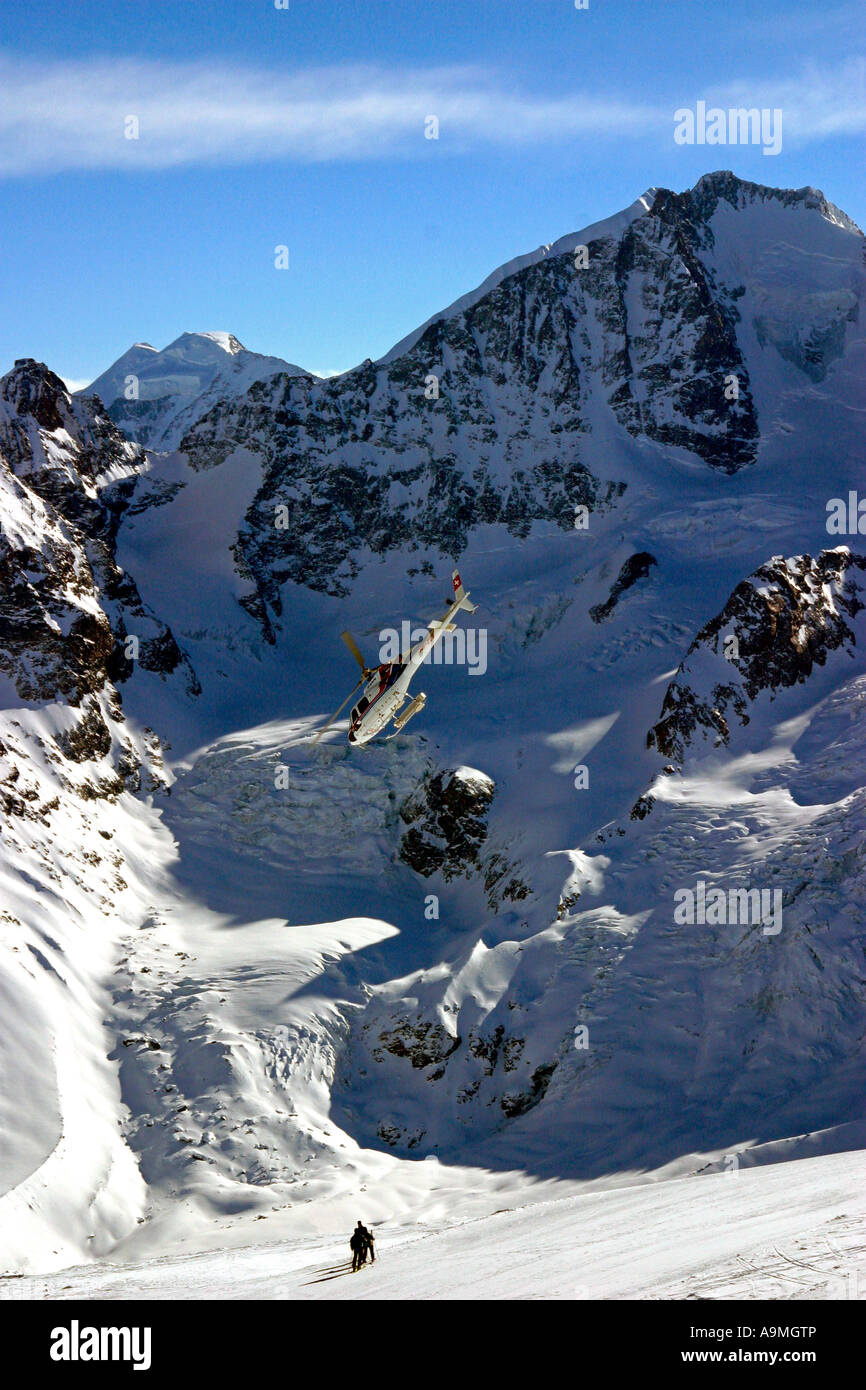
<box><xmin>341</xmin><ymin>630</ymin><xmax>369</xmax><ymax>674</ymax></box>
<box><xmin>312</xmin><ymin>679</ymin><xmax>363</xmax><ymax>745</ymax></box>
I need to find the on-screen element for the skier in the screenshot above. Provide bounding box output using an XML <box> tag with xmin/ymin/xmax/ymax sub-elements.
<box><xmin>350</xmin><ymin>1220</ymin><xmax>369</xmax><ymax>1272</ymax></box>
<box><xmin>364</xmin><ymin>1226</ymin><xmax>376</xmax><ymax>1264</ymax></box>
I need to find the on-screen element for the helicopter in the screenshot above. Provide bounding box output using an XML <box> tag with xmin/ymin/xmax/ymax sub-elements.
<box><xmin>314</xmin><ymin>570</ymin><xmax>477</xmax><ymax>747</ymax></box>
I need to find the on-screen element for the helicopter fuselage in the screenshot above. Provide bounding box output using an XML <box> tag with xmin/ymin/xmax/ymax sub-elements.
<box><xmin>348</xmin><ymin>655</ymin><xmax>421</xmax><ymax>745</ymax></box>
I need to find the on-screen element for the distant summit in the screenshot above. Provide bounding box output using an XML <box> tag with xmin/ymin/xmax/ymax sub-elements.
<box><xmin>79</xmin><ymin>331</ymin><xmax>310</xmax><ymax>451</ymax></box>
<box><xmin>193</xmin><ymin>331</ymin><xmax>245</xmax><ymax>355</ymax></box>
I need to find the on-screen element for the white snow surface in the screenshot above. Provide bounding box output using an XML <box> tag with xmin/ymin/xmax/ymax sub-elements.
<box><xmin>6</xmin><ymin>1149</ymin><xmax>865</xmax><ymax>1300</ymax></box>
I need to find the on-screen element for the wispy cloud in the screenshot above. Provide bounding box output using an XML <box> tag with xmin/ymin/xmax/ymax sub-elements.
<box><xmin>706</xmin><ymin>59</ymin><xmax>865</xmax><ymax>140</ymax></box>
<box><xmin>0</xmin><ymin>54</ymin><xmax>862</xmax><ymax>176</ymax></box>
<box><xmin>0</xmin><ymin>56</ymin><xmax>652</xmax><ymax>175</ymax></box>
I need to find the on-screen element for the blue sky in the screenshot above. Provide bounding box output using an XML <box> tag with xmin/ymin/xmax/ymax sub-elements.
<box><xmin>1</xmin><ymin>0</ymin><xmax>863</xmax><ymax>385</ymax></box>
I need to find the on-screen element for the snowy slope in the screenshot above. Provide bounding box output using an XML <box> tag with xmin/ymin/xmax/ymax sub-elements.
<box><xmin>80</xmin><ymin>332</ymin><xmax>310</xmax><ymax>451</ymax></box>
<box><xmin>7</xmin><ymin>1148</ymin><xmax>865</xmax><ymax>1300</ymax></box>
<box><xmin>1</xmin><ymin>172</ymin><xmax>865</xmax><ymax>1285</ymax></box>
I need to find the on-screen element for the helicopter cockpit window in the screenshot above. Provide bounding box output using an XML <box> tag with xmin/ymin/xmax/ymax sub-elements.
<box><xmin>357</xmin><ymin>696</ymin><xmax>370</xmax><ymax>716</ymax></box>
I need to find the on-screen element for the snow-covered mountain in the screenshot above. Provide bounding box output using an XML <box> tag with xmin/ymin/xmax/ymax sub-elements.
<box><xmin>80</xmin><ymin>331</ymin><xmax>310</xmax><ymax>452</ymax></box>
<box><xmin>1</xmin><ymin>172</ymin><xmax>865</xmax><ymax>1284</ymax></box>
<box><xmin>177</xmin><ymin>173</ymin><xmax>861</xmax><ymax>612</ymax></box>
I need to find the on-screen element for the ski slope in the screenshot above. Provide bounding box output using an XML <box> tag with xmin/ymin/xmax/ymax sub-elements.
<box><xmin>6</xmin><ymin>1149</ymin><xmax>864</xmax><ymax>1301</ymax></box>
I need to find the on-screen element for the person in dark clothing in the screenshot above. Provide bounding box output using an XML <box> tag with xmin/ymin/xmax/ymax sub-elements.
<box><xmin>364</xmin><ymin>1227</ymin><xmax>376</xmax><ymax>1264</ymax></box>
<box><xmin>350</xmin><ymin>1220</ymin><xmax>370</xmax><ymax>1272</ymax></box>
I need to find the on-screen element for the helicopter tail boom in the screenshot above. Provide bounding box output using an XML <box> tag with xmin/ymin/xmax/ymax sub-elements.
<box><xmin>451</xmin><ymin>570</ymin><xmax>477</xmax><ymax>614</ymax></box>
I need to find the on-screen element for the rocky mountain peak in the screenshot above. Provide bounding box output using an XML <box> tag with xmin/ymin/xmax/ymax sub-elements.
<box><xmin>0</xmin><ymin>356</ymin><xmax>198</xmax><ymax>708</ymax></box>
<box><xmin>2</xmin><ymin>358</ymin><xmax>75</xmax><ymax>431</ymax></box>
<box><xmin>648</xmin><ymin>548</ymin><xmax>866</xmax><ymax>763</ymax></box>
<box><xmin>651</xmin><ymin>171</ymin><xmax>861</xmax><ymax>235</ymax></box>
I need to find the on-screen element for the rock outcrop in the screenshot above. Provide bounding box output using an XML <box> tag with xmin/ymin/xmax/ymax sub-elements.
<box><xmin>648</xmin><ymin>549</ymin><xmax>866</xmax><ymax>762</ymax></box>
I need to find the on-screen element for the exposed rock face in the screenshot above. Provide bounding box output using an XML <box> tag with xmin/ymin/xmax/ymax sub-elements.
<box><xmin>0</xmin><ymin>359</ymin><xmax>200</xmax><ymax>706</ymax></box>
<box><xmin>372</xmin><ymin>1018</ymin><xmax>461</xmax><ymax>1070</ymax></box>
<box><xmin>590</xmin><ymin>551</ymin><xmax>657</xmax><ymax>623</ymax></box>
<box><xmin>56</xmin><ymin>696</ymin><xmax>114</xmax><ymax>763</ymax></box>
<box><xmin>181</xmin><ymin>356</ymin><xmax>614</xmax><ymax>600</ymax></box>
<box><xmin>171</xmin><ymin>172</ymin><xmax>863</xmax><ymax>616</ymax></box>
<box><xmin>355</xmin><ymin>1001</ymin><xmax>557</xmax><ymax>1155</ymax></box>
<box><xmin>647</xmin><ymin>180</ymin><xmax>859</xmax><ymax>385</ymax></box>
<box><xmin>399</xmin><ymin>767</ymin><xmax>495</xmax><ymax>880</ymax></box>
<box><xmin>499</xmin><ymin>1062</ymin><xmax>557</xmax><ymax>1118</ymax></box>
<box><xmin>667</xmin><ymin>174</ymin><xmax>861</xmax><ymax>387</ymax></box>
<box><xmin>648</xmin><ymin>549</ymin><xmax>866</xmax><ymax>762</ymax></box>
<box><xmin>0</xmin><ymin>365</ymin><xmax>187</xmax><ymax>1263</ymax></box>
<box><xmin>78</xmin><ymin>173</ymin><xmax>857</xmax><ymax>637</ymax></box>
<box><xmin>398</xmin><ymin>766</ymin><xmax>528</xmax><ymax>910</ymax></box>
